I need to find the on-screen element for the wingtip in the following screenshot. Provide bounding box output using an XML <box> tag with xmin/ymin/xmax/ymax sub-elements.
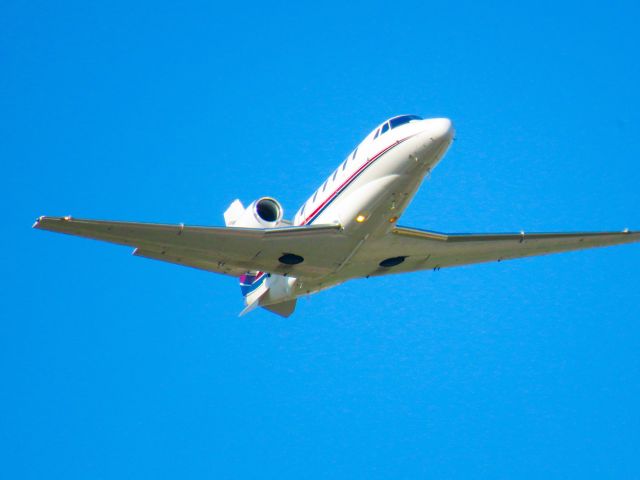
<box><xmin>621</xmin><ymin>228</ymin><xmax>640</xmax><ymax>240</ymax></box>
<box><xmin>33</xmin><ymin>215</ymin><xmax>75</xmax><ymax>229</ymax></box>
<box><xmin>32</xmin><ymin>215</ymin><xmax>45</xmax><ymax>229</ymax></box>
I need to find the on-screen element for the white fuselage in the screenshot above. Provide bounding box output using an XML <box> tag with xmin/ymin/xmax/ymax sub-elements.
<box><xmin>258</xmin><ymin>116</ymin><xmax>455</xmax><ymax>307</ymax></box>
<box><xmin>34</xmin><ymin>113</ymin><xmax>640</xmax><ymax>318</ymax></box>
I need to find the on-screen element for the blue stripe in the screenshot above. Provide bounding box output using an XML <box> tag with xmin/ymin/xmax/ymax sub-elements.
<box><xmin>303</xmin><ymin>136</ymin><xmax>413</xmax><ymax>225</ymax></box>
<box><xmin>239</xmin><ymin>273</ymin><xmax>269</xmax><ymax>297</ymax></box>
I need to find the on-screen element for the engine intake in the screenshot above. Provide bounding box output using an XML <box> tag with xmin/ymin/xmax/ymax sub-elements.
<box><xmin>224</xmin><ymin>197</ymin><xmax>284</xmax><ymax>228</ymax></box>
<box><xmin>255</xmin><ymin>198</ymin><xmax>281</xmax><ymax>223</ymax></box>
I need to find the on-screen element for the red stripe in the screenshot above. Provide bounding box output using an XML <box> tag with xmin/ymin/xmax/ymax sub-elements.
<box><xmin>250</xmin><ymin>134</ymin><xmax>416</xmax><ymax>280</ymax></box>
<box><xmin>300</xmin><ymin>135</ymin><xmax>415</xmax><ymax>226</ymax></box>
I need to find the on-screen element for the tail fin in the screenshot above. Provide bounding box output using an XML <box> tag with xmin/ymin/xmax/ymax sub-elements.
<box><xmin>238</xmin><ymin>273</ymin><xmax>297</xmax><ymax>317</ymax></box>
<box><xmin>239</xmin><ymin>272</ymin><xmax>269</xmax><ymax>298</ymax></box>
<box><xmin>238</xmin><ymin>272</ymin><xmax>268</xmax><ymax>317</ymax></box>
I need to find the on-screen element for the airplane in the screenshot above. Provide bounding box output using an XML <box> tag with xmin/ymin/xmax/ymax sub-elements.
<box><xmin>34</xmin><ymin>114</ymin><xmax>640</xmax><ymax>317</ymax></box>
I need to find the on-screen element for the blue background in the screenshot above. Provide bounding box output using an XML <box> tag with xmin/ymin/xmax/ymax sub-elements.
<box><xmin>3</xmin><ymin>1</ymin><xmax>640</xmax><ymax>477</ymax></box>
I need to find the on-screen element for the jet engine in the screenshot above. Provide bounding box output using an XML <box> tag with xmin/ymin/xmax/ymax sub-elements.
<box><xmin>224</xmin><ymin>197</ymin><xmax>284</xmax><ymax>228</ymax></box>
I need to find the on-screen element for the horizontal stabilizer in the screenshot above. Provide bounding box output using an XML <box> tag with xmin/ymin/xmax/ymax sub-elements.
<box><xmin>239</xmin><ymin>299</ymin><xmax>262</xmax><ymax>317</ymax></box>
<box><xmin>262</xmin><ymin>299</ymin><xmax>297</xmax><ymax>317</ymax></box>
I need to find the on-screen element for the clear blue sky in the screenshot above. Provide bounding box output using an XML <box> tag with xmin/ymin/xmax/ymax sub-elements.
<box><xmin>3</xmin><ymin>1</ymin><xmax>640</xmax><ymax>478</ymax></box>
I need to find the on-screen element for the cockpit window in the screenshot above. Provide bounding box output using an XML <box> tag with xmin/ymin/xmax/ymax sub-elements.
<box><xmin>381</xmin><ymin>122</ymin><xmax>390</xmax><ymax>135</ymax></box>
<box><xmin>389</xmin><ymin>114</ymin><xmax>422</xmax><ymax>130</ymax></box>
<box><xmin>373</xmin><ymin>128</ymin><xmax>380</xmax><ymax>139</ymax></box>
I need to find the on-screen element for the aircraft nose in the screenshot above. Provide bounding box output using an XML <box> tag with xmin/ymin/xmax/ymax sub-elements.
<box><xmin>423</xmin><ymin>117</ymin><xmax>454</xmax><ymax>142</ymax></box>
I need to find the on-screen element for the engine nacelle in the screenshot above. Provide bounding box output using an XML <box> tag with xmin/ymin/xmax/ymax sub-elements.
<box><xmin>224</xmin><ymin>197</ymin><xmax>284</xmax><ymax>228</ymax></box>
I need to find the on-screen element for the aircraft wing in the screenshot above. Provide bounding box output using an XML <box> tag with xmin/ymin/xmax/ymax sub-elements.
<box><xmin>33</xmin><ymin>216</ymin><xmax>349</xmax><ymax>279</ymax></box>
<box><xmin>365</xmin><ymin>226</ymin><xmax>640</xmax><ymax>275</ymax></box>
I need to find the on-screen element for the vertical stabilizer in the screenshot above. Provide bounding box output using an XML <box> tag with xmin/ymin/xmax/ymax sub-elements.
<box><xmin>240</xmin><ymin>272</ymin><xmax>269</xmax><ymax>298</ymax></box>
<box><xmin>238</xmin><ymin>272</ymin><xmax>269</xmax><ymax>316</ymax></box>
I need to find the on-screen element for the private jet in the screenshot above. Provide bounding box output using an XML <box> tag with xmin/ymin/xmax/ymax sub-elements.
<box><xmin>34</xmin><ymin>115</ymin><xmax>639</xmax><ymax>317</ymax></box>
